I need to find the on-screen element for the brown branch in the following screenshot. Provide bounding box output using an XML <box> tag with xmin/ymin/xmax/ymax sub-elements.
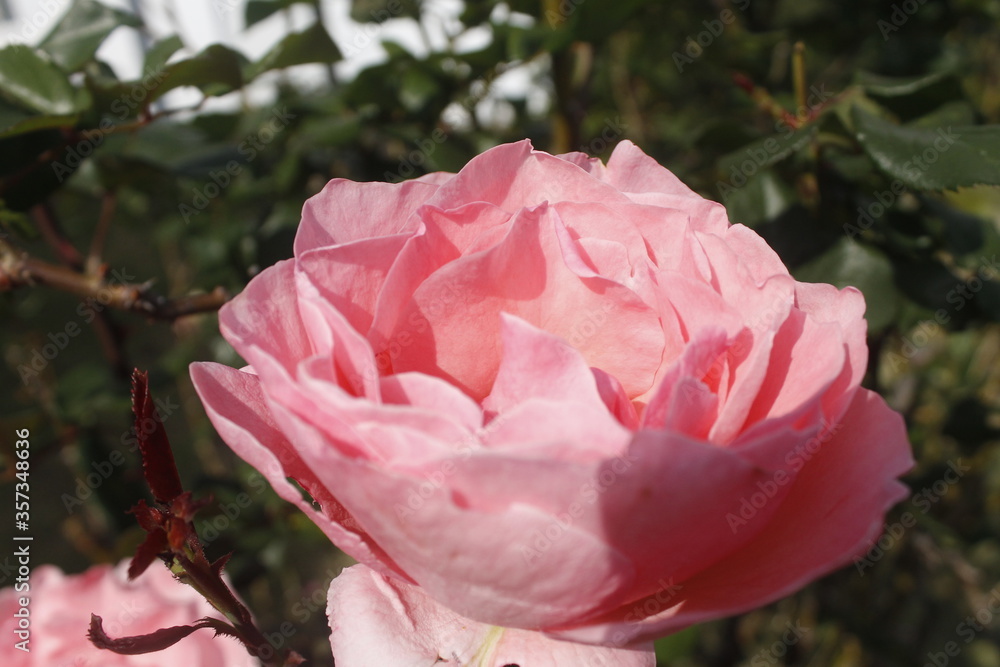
<box><xmin>31</xmin><ymin>203</ymin><xmax>84</xmax><ymax>269</ymax></box>
<box><xmin>0</xmin><ymin>239</ymin><xmax>230</xmax><ymax>320</ymax></box>
<box><xmin>28</xmin><ymin>203</ymin><xmax>129</xmax><ymax>378</ymax></box>
<box><xmin>87</xmin><ymin>191</ymin><xmax>117</xmax><ymax>274</ymax></box>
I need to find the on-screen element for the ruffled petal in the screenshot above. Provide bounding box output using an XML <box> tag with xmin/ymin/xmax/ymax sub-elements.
<box><xmin>327</xmin><ymin>565</ymin><xmax>655</xmax><ymax>667</ymax></box>
<box><xmin>295</xmin><ymin>179</ymin><xmax>438</xmax><ymax>253</ymax></box>
<box><xmin>550</xmin><ymin>389</ymin><xmax>914</xmax><ymax>646</ymax></box>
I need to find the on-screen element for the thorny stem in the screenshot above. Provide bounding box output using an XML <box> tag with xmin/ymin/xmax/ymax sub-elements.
<box><xmin>90</xmin><ymin>372</ymin><xmax>304</xmax><ymax>667</ymax></box>
<box><xmin>0</xmin><ymin>239</ymin><xmax>230</xmax><ymax>320</ymax></box>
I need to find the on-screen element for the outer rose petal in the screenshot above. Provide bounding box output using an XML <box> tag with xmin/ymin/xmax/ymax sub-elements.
<box><xmin>550</xmin><ymin>389</ymin><xmax>914</xmax><ymax>646</ymax></box>
<box><xmin>424</xmin><ymin>140</ymin><xmax>632</xmax><ymax>213</ymax></box>
<box><xmin>327</xmin><ymin>565</ymin><xmax>655</xmax><ymax>667</ymax></box>
<box><xmin>189</xmin><ymin>361</ymin><xmax>407</xmax><ymax>579</ymax></box>
<box><xmin>295</xmin><ymin>179</ymin><xmax>438</xmax><ymax>253</ymax></box>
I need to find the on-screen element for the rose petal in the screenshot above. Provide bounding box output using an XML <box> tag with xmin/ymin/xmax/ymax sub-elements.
<box><xmin>604</xmin><ymin>140</ymin><xmax>704</xmax><ymax>198</ymax></box>
<box><xmin>551</xmin><ymin>389</ymin><xmax>914</xmax><ymax>645</ymax></box>
<box><xmin>425</xmin><ymin>140</ymin><xmax>632</xmax><ymax>213</ymax></box>
<box><xmin>296</xmin><ymin>234</ymin><xmax>409</xmax><ymax>335</ymax></box>
<box><xmin>391</xmin><ymin>204</ymin><xmax>664</xmax><ymax>400</ymax></box>
<box><xmin>1</xmin><ymin>562</ymin><xmax>255</xmax><ymax>667</ymax></box>
<box><xmin>295</xmin><ymin>179</ymin><xmax>438</xmax><ymax>253</ymax></box>
<box><xmin>271</xmin><ymin>420</ymin><xmax>636</xmax><ymax>627</ymax></box>
<box><xmin>189</xmin><ymin>362</ymin><xmax>405</xmax><ymax>578</ymax></box>
<box><xmin>368</xmin><ymin>202</ymin><xmax>513</xmax><ymax>353</ymax></box>
<box><xmin>327</xmin><ymin>565</ymin><xmax>655</xmax><ymax>667</ymax></box>
<box><xmin>219</xmin><ymin>259</ymin><xmax>312</xmax><ymax>378</ymax></box>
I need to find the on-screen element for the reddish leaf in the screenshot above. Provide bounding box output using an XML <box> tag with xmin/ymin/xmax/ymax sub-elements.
<box><xmin>170</xmin><ymin>491</ymin><xmax>212</xmax><ymax>521</ymax></box>
<box><xmin>129</xmin><ymin>499</ymin><xmax>164</xmax><ymax>532</ymax></box>
<box><xmin>128</xmin><ymin>530</ymin><xmax>169</xmax><ymax>580</ymax></box>
<box><xmin>211</xmin><ymin>552</ymin><xmax>233</xmax><ymax>577</ymax></box>
<box><xmin>131</xmin><ymin>369</ymin><xmax>183</xmax><ymax>504</ymax></box>
<box><xmin>89</xmin><ymin>613</ymin><xmax>204</xmax><ymax>654</ymax></box>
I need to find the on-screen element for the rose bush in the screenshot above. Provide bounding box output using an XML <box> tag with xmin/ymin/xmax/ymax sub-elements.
<box><xmin>0</xmin><ymin>561</ymin><xmax>256</xmax><ymax>666</ymax></box>
<box><xmin>191</xmin><ymin>140</ymin><xmax>913</xmax><ymax>647</ymax></box>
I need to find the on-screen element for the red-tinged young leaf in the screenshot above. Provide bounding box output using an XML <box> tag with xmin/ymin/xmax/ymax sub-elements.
<box><xmin>128</xmin><ymin>530</ymin><xmax>169</xmax><ymax>580</ymax></box>
<box><xmin>211</xmin><ymin>552</ymin><xmax>233</xmax><ymax>577</ymax></box>
<box><xmin>170</xmin><ymin>491</ymin><xmax>212</xmax><ymax>521</ymax></box>
<box><xmin>128</xmin><ymin>499</ymin><xmax>164</xmax><ymax>532</ymax></box>
<box><xmin>167</xmin><ymin>517</ymin><xmax>191</xmax><ymax>552</ymax></box>
<box><xmin>89</xmin><ymin>613</ymin><xmax>203</xmax><ymax>654</ymax></box>
<box><xmin>131</xmin><ymin>369</ymin><xmax>184</xmax><ymax>504</ymax></box>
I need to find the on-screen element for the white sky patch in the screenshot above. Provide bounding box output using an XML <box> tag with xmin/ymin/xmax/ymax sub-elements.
<box><xmin>0</xmin><ymin>0</ymin><xmax>550</xmax><ymax>125</ymax></box>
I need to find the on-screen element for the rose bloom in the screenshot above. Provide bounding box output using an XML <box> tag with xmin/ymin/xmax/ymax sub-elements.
<box><xmin>0</xmin><ymin>561</ymin><xmax>256</xmax><ymax>666</ymax></box>
<box><xmin>191</xmin><ymin>140</ymin><xmax>913</xmax><ymax>649</ymax></box>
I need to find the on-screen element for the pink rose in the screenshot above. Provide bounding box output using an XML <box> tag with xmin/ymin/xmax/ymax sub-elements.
<box><xmin>328</xmin><ymin>564</ymin><xmax>654</xmax><ymax>666</ymax></box>
<box><xmin>0</xmin><ymin>561</ymin><xmax>256</xmax><ymax>666</ymax></box>
<box><xmin>191</xmin><ymin>140</ymin><xmax>913</xmax><ymax>647</ymax></box>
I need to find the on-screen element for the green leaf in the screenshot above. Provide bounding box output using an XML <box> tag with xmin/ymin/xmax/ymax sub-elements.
<box><xmin>855</xmin><ymin>70</ymin><xmax>966</xmax><ymax>121</ymax></box>
<box><xmin>794</xmin><ymin>238</ymin><xmax>900</xmax><ymax>331</ymax></box>
<box><xmin>245</xmin><ymin>22</ymin><xmax>341</xmax><ymax>81</ymax></box>
<box><xmin>350</xmin><ymin>0</ymin><xmax>420</xmax><ymax>23</ymax></box>
<box><xmin>399</xmin><ymin>66</ymin><xmax>439</xmax><ymax>112</ymax></box>
<box><xmin>856</xmin><ymin>70</ymin><xmax>958</xmax><ymax>98</ymax></box>
<box><xmin>720</xmin><ymin>168</ymin><xmax>797</xmax><ymax>228</ymax></box>
<box><xmin>654</xmin><ymin>626</ymin><xmax>698</xmax><ymax>661</ymax></box>
<box><xmin>143</xmin><ymin>35</ymin><xmax>185</xmax><ymax>75</ymax></box>
<box><xmin>245</xmin><ymin>0</ymin><xmax>316</xmax><ymax>28</ymax></box>
<box><xmin>0</xmin><ymin>111</ymin><xmax>78</xmax><ymax>139</ymax></box>
<box><xmin>717</xmin><ymin>125</ymin><xmax>818</xmax><ymax>180</ymax></box>
<box><xmin>39</xmin><ymin>0</ymin><xmax>142</xmax><ymax>72</ymax></box>
<box><xmin>852</xmin><ymin>106</ymin><xmax>1000</xmax><ymax>190</ymax></box>
<box><xmin>0</xmin><ymin>46</ymin><xmax>88</xmax><ymax>115</ymax></box>
<box><xmin>148</xmin><ymin>44</ymin><xmax>247</xmax><ymax>102</ymax></box>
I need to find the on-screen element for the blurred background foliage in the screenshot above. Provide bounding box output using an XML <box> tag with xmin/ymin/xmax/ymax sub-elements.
<box><xmin>3</xmin><ymin>0</ymin><xmax>1000</xmax><ymax>664</ymax></box>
